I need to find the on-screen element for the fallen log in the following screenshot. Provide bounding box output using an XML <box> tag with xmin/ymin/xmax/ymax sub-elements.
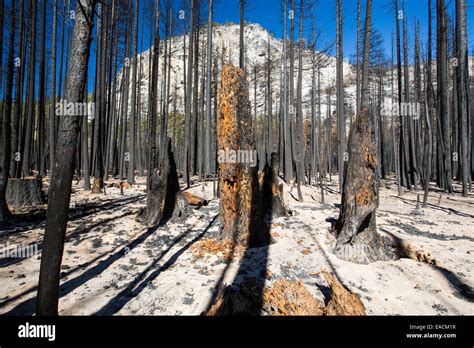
<box><xmin>183</xmin><ymin>191</ymin><xmax>208</xmax><ymax>207</ymax></box>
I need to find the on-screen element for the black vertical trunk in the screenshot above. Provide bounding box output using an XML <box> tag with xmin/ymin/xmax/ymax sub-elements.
<box><xmin>36</xmin><ymin>0</ymin><xmax>97</xmax><ymax>315</ymax></box>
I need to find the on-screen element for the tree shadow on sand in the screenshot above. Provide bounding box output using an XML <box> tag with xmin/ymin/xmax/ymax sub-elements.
<box><xmin>387</xmin><ymin>230</ymin><xmax>474</xmax><ymax>302</ymax></box>
<box><xmin>5</xmin><ymin>222</ymin><xmax>163</xmax><ymax>315</ymax></box>
<box><xmin>94</xmin><ymin>215</ymin><xmax>218</xmax><ymax>315</ymax></box>
<box><xmin>205</xmin><ymin>154</ymin><xmax>286</xmax><ymax>315</ymax></box>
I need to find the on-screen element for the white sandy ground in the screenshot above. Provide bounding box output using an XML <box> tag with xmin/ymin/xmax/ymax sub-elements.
<box><xmin>0</xmin><ymin>175</ymin><xmax>473</xmax><ymax>315</ymax></box>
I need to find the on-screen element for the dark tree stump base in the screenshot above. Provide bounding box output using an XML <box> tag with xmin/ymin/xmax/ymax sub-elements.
<box><xmin>137</xmin><ymin>139</ymin><xmax>191</xmax><ymax>227</ymax></box>
<box><xmin>261</xmin><ymin>153</ymin><xmax>288</xmax><ymax>220</ymax></box>
<box><xmin>6</xmin><ymin>178</ymin><xmax>46</xmax><ymax>207</ymax></box>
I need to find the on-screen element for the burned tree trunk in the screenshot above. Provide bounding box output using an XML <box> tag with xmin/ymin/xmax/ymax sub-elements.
<box><xmin>36</xmin><ymin>0</ymin><xmax>97</xmax><ymax>316</ymax></box>
<box><xmin>138</xmin><ymin>139</ymin><xmax>190</xmax><ymax>227</ymax></box>
<box><xmin>6</xmin><ymin>178</ymin><xmax>45</xmax><ymax>207</ymax></box>
<box><xmin>334</xmin><ymin>0</ymin><xmax>391</xmax><ymax>264</ymax></box>
<box><xmin>261</xmin><ymin>153</ymin><xmax>288</xmax><ymax>220</ymax></box>
<box><xmin>0</xmin><ymin>0</ymin><xmax>15</xmax><ymax>223</ymax></box>
<box><xmin>218</xmin><ymin>65</ymin><xmax>263</xmax><ymax>247</ymax></box>
<box><xmin>437</xmin><ymin>0</ymin><xmax>452</xmax><ymax>193</ymax></box>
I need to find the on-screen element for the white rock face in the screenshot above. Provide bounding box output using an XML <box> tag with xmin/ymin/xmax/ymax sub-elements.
<box><xmin>117</xmin><ymin>22</ymin><xmax>474</xmax><ymax>127</ymax></box>
<box><xmin>116</xmin><ymin>22</ymin><xmax>357</xmax><ymax>121</ymax></box>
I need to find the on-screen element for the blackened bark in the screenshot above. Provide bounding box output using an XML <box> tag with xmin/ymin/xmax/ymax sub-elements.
<box><xmin>138</xmin><ymin>139</ymin><xmax>190</xmax><ymax>227</ymax></box>
<box><xmin>239</xmin><ymin>0</ymin><xmax>245</xmax><ymax>69</ymax></box>
<box><xmin>261</xmin><ymin>153</ymin><xmax>287</xmax><ymax>220</ymax></box>
<box><xmin>437</xmin><ymin>0</ymin><xmax>452</xmax><ymax>192</ymax></box>
<box><xmin>295</xmin><ymin>0</ymin><xmax>304</xmax><ymax>201</ymax></box>
<box><xmin>36</xmin><ymin>0</ymin><xmax>97</xmax><ymax>315</ymax></box>
<box><xmin>334</xmin><ymin>0</ymin><xmax>391</xmax><ymax>264</ymax></box>
<box><xmin>336</xmin><ymin>0</ymin><xmax>346</xmax><ymax>192</ymax></box>
<box><xmin>37</xmin><ymin>0</ymin><xmax>47</xmax><ymax>176</ymax></box>
<box><xmin>12</xmin><ymin>0</ymin><xmax>25</xmax><ymax>178</ymax></box>
<box><xmin>21</xmin><ymin>0</ymin><xmax>37</xmax><ymax>178</ymax></box>
<box><xmin>204</xmin><ymin>0</ymin><xmax>213</xmax><ymax>176</ymax></box>
<box><xmin>49</xmin><ymin>0</ymin><xmax>58</xmax><ymax>175</ymax></box>
<box><xmin>0</xmin><ymin>0</ymin><xmax>15</xmax><ymax>222</ymax></box>
<box><xmin>128</xmin><ymin>0</ymin><xmax>139</xmax><ymax>184</ymax></box>
<box><xmin>183</xmin><ymin>0</ymin><xmax>195</xmax><ymax>186</ymax></box>
<box><xmin>456</xmin><ymin>0</ymin><xmax>469</xmax><ymax>196</ymax></box>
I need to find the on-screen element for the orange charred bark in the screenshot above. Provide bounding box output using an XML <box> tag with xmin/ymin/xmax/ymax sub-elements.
<box><xmin>334</xmin><ymin>106</ymin><xmax>391</xmax><ymax>264</ymax></box>
<box><xmin>218</xmin><ymin>65</ymin><xmax>262</xmax><ymax>247</ymax></box>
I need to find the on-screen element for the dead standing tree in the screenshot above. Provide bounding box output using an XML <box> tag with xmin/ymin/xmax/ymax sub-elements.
<box><xmin>218</xmin><ymin>65</ymin><xmax>264</xmax><ymax>247</ymax></box>
<box><xmin>334</xmin><ymin>0</ymin><xmax>392</xmax><ymax>264</ymax></box>
<box><xmin>36</xmin><ymin>0</ymin><xmax>98</xmax><ymax>315</ymax></box>
<box><xmin>137</xmin><ymin>138</ymin><xmax>190</xmax><ymax>227</ymax></box>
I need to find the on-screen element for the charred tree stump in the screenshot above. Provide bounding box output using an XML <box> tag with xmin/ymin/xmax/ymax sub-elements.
<box><xmin>261</xmin><ymin>153</ymin><xmax>287</xmax><ymax>220</ymax></box>
<box><xmin>6</xmin><ymin>178</ymin><xmax>46</xmax><ymax>207</ymax></box>
<box><xmin>333</xmin><ymin>106</ymin><xmax>391</xmax><ymax>264</ymax></box>
<box><xmin>0</xmin><ymin>131</ymin><xmax>12</xmax><ymax>221</ymax></box>
<box><xmin>138</xmin><ymin>138</ymin><xmax>191</xmax><ymax>227</ymax></box>
<box><xmin>91</xmin><ymin>177</ymin><xmax>104</xmax><ymax>194</ymax></box>
<box><xmin>333</xmin><ymin>0</ymin><xmax>391</xmax><ymax>264</ymax></box>
<box><xmin>218</xmin><ymin>65</ymin><xmax>263</xmax><ymax>247</ymax></box>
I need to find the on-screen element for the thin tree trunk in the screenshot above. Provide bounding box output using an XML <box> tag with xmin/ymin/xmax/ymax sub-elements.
<box><xmin>294</xmin><ymin>0</ymin><xmax>304</xmax><ymax>201</ymax></box>
<box><xmin>21</xmin><ymin>0</ymin><xmax>37</xmax><ymax>178</ymax></box>
<box><xmin>403</xmin><ymin>0</ymin><xmax>418</xmax><ymax>190</ymax></box>
<box><xmin>437</xmin><ymin>0</ymin><xmax>452</xmax><ymax>192</ymax></box>
<box><xmin>128</xmin><ymin>0</ymin><xmax>139</xmax><ymax>184</ymax></box>
<box><xmin>336</xmin><ymin>0</ymin><xmax>346</xmax><ymax>192</ymax></box>
<box><xmin>0</xmin><ymin>0</ymin><xmax>15</xmax><ymax>222</ymax></box>
<box><xmin>204</xmin><ymin>0</ymin><xmax>213</xmax><ymax>176</ymax></box>
<box><xmin>12</xmin><ymin>0</ymin><xmax>25</xmax><ymax>178</ymax></box>
<box><xmin>37</xmin><ymin>0</ymin><xmax>47</xmax><ymax>176</ymax></box>
<box><xmin>456</xmin><ymin>0</ymin><xmax>469</xmax><ymax>196</ymax></box>
<box><xmin>49</xmin><ymin>0</ymin><xmax>58</xmax><ymax>175</ymax></box>
<box><xmin>394</xmin><ymin>0</ymin><xmax>408</xmax><ymax>194</ymax></box>
<box><xmin>283</xmin><ymin>0</ymin><xmax>292</xmax><ymax>182</ymax></box>
<box><xmin>36</xmin><ymin>0</ymin><xmax>97</xmax><ymax>315</ymax></box>
<box><xmin>356</xmin><ymin>0</ymin><xmax>361</xmax><ymax>116</ymax></box>
<box><xmin>183</xmin><ymin>0</ymin><xmax>195</xmax><ymax>187</ymax></box>
<box><xmin>239</xmin><ymin>0</ymin><xmax>245</xmax><ymax>69</ymax></box>
<box><xmin>147</xmin><ymin>0</ymin><xmax>160</xmax><ymax>190</ymax></box>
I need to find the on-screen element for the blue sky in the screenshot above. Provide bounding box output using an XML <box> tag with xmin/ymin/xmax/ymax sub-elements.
<box><xmin>2</xmin><ymin>0</ymin><xmax>474</xmax><ymax>95</ymax></box>
<box><xmin>212</xmin><ymin>0</ymin><xmax>474</xmax><ymax>59</ymax></box>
